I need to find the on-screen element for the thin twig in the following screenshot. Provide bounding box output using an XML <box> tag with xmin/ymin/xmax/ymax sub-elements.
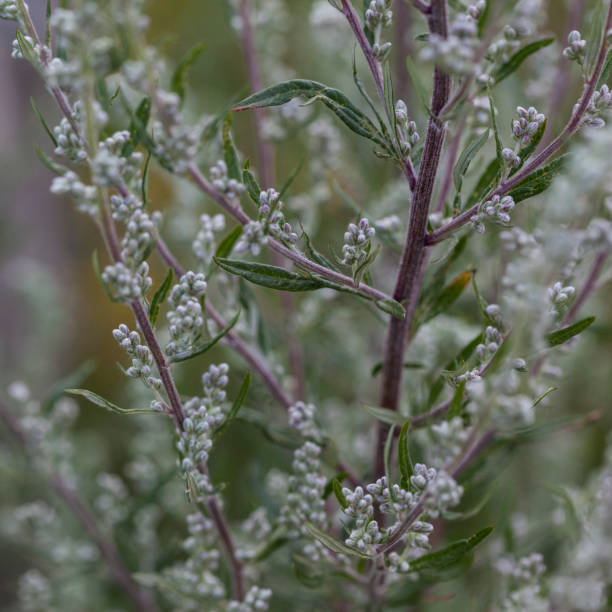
<box><xmin>186</xmin><ymin>163</ymin><xmax>394</xmax><ymax>302</ymax></box>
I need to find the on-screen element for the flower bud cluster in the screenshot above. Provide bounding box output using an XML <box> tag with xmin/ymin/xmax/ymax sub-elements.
<box><xmin>342</xmin><ymin>485</ymin><xmax>383</xmax><ymax>553</ymax></box>
<box><xmin>430</xmin><ymin>417</ymin><xmax>472</xmax><ymax>467</ymax></box>
<box><xmin>110</xmin><ymin>193</ymin><xmax>141</xmax><ymax>221</ymax></box>
<box><xmin>102</xmin><ymin>261</ymin><xmax>152</xmax><ymax>302</ymax></box>
<box><xmin>120</xmin><ymin>208</ymin><xmax>161</xmax><ymax>267</ymax></box>
<box><xmin>258</xmin><ymin>188</ymin><xmax>298</xmax><ymax>243</ymax></box>
<box><xmin>165</xmin><ymin>271</ymin><xmax>208</xmax><ymax>356</ymax></box>
<box><xmin>476</xmin><ymin>325</ymin><xmax>503</xmax><ymax>362</ymax></box>
<box><xmin>0</xmin><ymin>0</ymin><xmax>17</xmax><ymax>20</ymax></box>
<box><xmin>210</xmin><ymin>160</ymin><xmax>245</xmax><ymax>201</ymax></box>
<box><xmin>152</xmin><ymin>90</ymin><xmax>204</xmax><ymax>173</ymax></box>
<box><xmin>562</xmin><ymin>30</ymin><xmax>586</xmax><ymax>64</ymax></box>
<box><xmin>288</xmin><ymin>402</ymin><xmax>320</xmax><ymax>441</ymax></box>
<box><xmin>548</xmin><ymin>281</ymin><xmax>575</xmax><ymax>317</ymax></box>
<box><xmin>228</xmin><ymin>586</ymin><xmax>273</xmax><ymax>611</ymax></box>
<box><xmin>583</xmin><ymin>85</ymin><xmax>612</xmax><ymax>128</ymax></box>
<box><xmin>341</xmin><ymin>218</ymin><xmax>375</xmax><ymax>266</ymax></box>
<box><xmin>502</xmin><ymin>147</ymin><xmax>521</xmax><ymax>169</ymax></box>
<box><xmin>112</xmin><ymin>324</ymin><xmax>162</xmax><ymax>390</ymax></box>
<box><xmin>471</xmin><ymin>194</ymin><xmax>515</xmax><ymax>233</ymax></box>
<box><xmin>497</xmin><ymin>553</ymin><xmax>547</xmax><ymax>612</ymax></box>
<box><xmin>367</xmin><ymin>476</ymin><xmax>415</xmax><ymax>517</ymax></box>
<box><xmin>423</xmin><ymin>470</ymin><xmax>463</xmax><ymax>518</ymax></box>
<box><xmin>486</xmin><ymin>25</ymin><xmax>521</xmax><ymax>66</ymax></box>
<box><xmin>365</xmin><ymin>0</ymin><xmax>393</xmax><ymax>62</ymax></box>
<box><xmin>162</xmin><ymin>512</ymin><xmax>224</xmax><ymax>601</ymax></box>
<box><xmin>91</xmin><ymin>131</ymin><xmax>143</xmax><ymax>187</ymax></box>
<box><xmin>280</xmin><ymin>441</ymin><xmax>328</xmax><ymax>539</ymax></box>
<box><xmin>421</xmin><ymin>10</ymin><xmax>479</xmax><ymax>75</ymax></box>
<box><xmin>50</xmin><ymin>171</ymin><xmax>98</xmax><ymax>217</ymax></box>
<box><xmin>94</xmin><ymin>473</ymin><xmax>129</xmax><ymax>527</ymax></box>
<box><xmin>512</xmin><ymin>106</ymin><xmax>546</xmax><ymax>147</ymax></box>
<box><xmin>193</xmin><ymin>213</ymin><xmax>226</xmax><ymax>266</ymax></box>
<box><xmin>395</xmin><ymin>100</ymin><xmax>419</xmax><ymax>157</ymax></box>
<box><xmin>237</xmin><ymin>188</ymin><xmax>297</xmax><ymax>254</ymax></box>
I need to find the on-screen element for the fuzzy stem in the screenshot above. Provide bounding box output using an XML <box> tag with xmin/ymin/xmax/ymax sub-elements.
<box><xmin>373</xmin><ymin>0</ymin><xmax>450</xmax><ymax>480</ymax></box>
<box><xmin>0</xmin><ymin>401</ymin><xmax>156</xmax><ymax>612</ymax></box>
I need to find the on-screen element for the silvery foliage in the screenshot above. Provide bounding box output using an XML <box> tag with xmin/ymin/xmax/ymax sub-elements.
<box><xmin>3</xmin><ymin>0</ymin><xmax>612</xmax><ymax>609</ymax></box>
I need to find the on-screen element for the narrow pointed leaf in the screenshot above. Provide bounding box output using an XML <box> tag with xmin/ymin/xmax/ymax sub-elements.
<box><xmin>66</xmin><ymin>389</ymin><xmax>161</xmax><ymax>415</ymax></box>
<box><xmin>215</xmin><ymin>258</ymin><xmax>326</xmax><ymax>292</ymax></box>
<box><xmin>408</xmin><ymin>526</ymin><xmax>494</xmax><ymax>573</ymax></box>
<box><xmin>376</xmin><ymin>298</ymin><xmax>406</xmax><ymax>319</ymax></box>
<box><xmin>332</xmin><ymin>479</ymin><xmax>349</xmax><ymax>509</ymax></box>
<box><xmin>398</xmin><ymin>421</ymin><xmax>412</xmax><ymax>489</ymax></box>
<box><xmin>31</xmin><ymin>98</ymin><xmax>57</xmax><ymax>147</ymax></box>
<box><xmin>233</xmin><ymin>79</ymin><xmax>393</xmax><ymax>154</ymax></box>
<box><xmin>149</xmin><ymin>268</ymin><xmax>173</xmax><ymax>326</ymax></box>
<box><xmin>222</xmin><ymin>114</ymin><xmax>241</xmax><ymax>181</ymax></box>
<box><xmin>215</xmin><ymin>226</ymin><xmax>243</xmax><ymax>259</ymax></box>
<box><xmin>362</xmin><ymin>404</ymin><xmax>407</xmax><ymax>426</ymax></box>
<box><xmin>546</xmin><ymin>316</ymin><xmax>595</xmax><ymax>347</ymax></box>
<box><xmin>453</xmin><ymin>130</ymin><xmax>489</xmax><ymax>193</ymax></box>
<box><xmin>171</xmin><ymin>42</ymin><xmax>206</xmax><ymax>102</ymax></box>
<box><xmin>213</xmin><ymin>372</ymin><xmax>250</xmax><ymax>440</ymax></box>
<box><xmin>36</xmin><ymin>146</ymin><xmax>68</xmax><ymax>175</ymax></box>
<box><xmin>492</xmin><ymin>38</ymin><xmax>554</xmax><ymax>84</ymax></box>
<box><xmin>508</xmin><ymin>155</ymin><xmax>567</xmax><ymax>203</ymax></box>
<box><xmin>303</xmin><ymin>522</ymin><xmax>372</xmax><ymax>558</ymax></box>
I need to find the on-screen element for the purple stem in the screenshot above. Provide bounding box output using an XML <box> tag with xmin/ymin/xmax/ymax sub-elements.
<box><xmin>373</xmin><ymin>0</ymin><xmax>450</xmax><ymax>480</ymax></box>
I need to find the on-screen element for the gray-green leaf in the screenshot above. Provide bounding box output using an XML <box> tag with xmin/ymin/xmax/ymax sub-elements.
<box><xmin>547</xmin><ymin>316</ymin><xmax>595</xmax><ymax>347</ymax></box>
<box><xmin>66</xmin><ymin>388</ymin><xmax>161</xmax><ymax>415</ymax></box>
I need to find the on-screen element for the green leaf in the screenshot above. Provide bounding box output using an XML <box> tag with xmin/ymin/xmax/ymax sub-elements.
<box><xmin>149</xmin><ymin>268</ymin><xmax>173</xmax><ymax>326</ymax></box>
<box><xmin>215</xmin><ymin>258</ymin><xmax>326</xmax><ymax>292</ymax></box>
<box><xmin>66</xmin><ymin>389</ymin><xmax>160</xmax><ymax>415</ymax></box>
<box><xmin>453</xmin><ymin>130</ymin><xmax>489</xmax><ymax>194</ymax></box>
<box><xmin>371</xmin><ymin>361</ymin><xmax>424</xmax><ymax>377</ymax></box>
<box><xmin>405</xmin><ymin>56</ymin><xmax>431</xmax><ymax>114</ymax></box>
<box><xmin>362</xmin><ymin>404</ymin><xmax>407</xmax><ymax>426</ymax></box>
<box><xmin>597</xmin><ymin>49</ymin><xmax>612</xmax><ymax>88</ymax></box>
<box><xmin>492</xmin><ymin>38</ymin><xmax>555</xmax><ymax>84</ymax></box>
<box><xmin>171</xmin><ymin>41</ymin><xmax>206</xmax><ymax>102</ymax></box>
<box><xmin>546</xmin><ymin>316</ymin><xmax>595</xmax><ymax>347</ymax></box>
<box><xmin>233</xmin><ymin>79</ymin><xmax>393</xmax><ymax>155</ymax></box>
<box><xmin>375</xmin><ymin>298</ymin><xmax>406</xmax><ymax>319</ymax></box>
<box><xmin>465</xmin><ymin>158</ymin><xmax>501</xmax><ymax>209</ymax></box>
<box><xmin>222</xmin><ymin>114</ymin><xmax>242</xmax><ymax>181</ymax></box>
<box><xmin>242</xmin><ymin>166</ymin><xmax>262</xmax><ymax>206</ymax></box>
<box><xmin>215</xmin><ymin>226</ymin><xmax>243</xmax><ymax>259</ymax></box>
<box><xmin>121</xmin><ymin>96</ymin><xmax>152</xmax><ymax>157</ymax></box>
<box><xmin>45</xmin><ymin>0</ymin><xmax>52</xmax><ymax>47</ymax></box>
<box><xmin>322</xmin><ymin>472</ymin><xmax>349</xmax><ymax>499</ymax></box>
<box><xmin>303</xmin><ymin>522</ymin><xmax>371</xmax><ymax>559</ymax></box>
<box><xmin>384</xmin><ymin>425</ymin><xmax>395</xmax><ymax>492</ymax></box>
<box><xmin>42</xmin><ymin>361</ymin><xmax>96</xmax><ymax>413</ymax></box>
<box><xmin>35</xmin><ymin>146</ymin><xmax>68</xmax><ymax>176</ymax></box>
<box><xmin>301</xmin><ymin>224</ymin><xmax>340</xmax><ymax>272</ymax></box>
<box><xmin>508</xmin><ymin>155</ymin><xmax>566</xmax><ymax>203</ymax></box>
<box><xmin>170</xmin><ymin>310</ymin><xmax>241</xmax><ymax>363</ymax></box>
<box><xmin>448</xmin><ymin>379</ymin><xmax>467</xmax><ymax>419</ymax></box>
<box><xmin>427</xmin><ymin>333</ymin><xmax>482</xmax><ymax>407</ymax></box>
<box><xmin>408</xmin><ymin>526</ymin><xmax>494</xmax><ymax>573</ymax></box>
<box><xmin>398</xmin><ymin>421</ymin><xmax>412</xmax><ymax>490</ymax></box>
<box><xmin>31</xmin><ymin>98</ymin><xmax>57</xmax><ymax>147</ymax></box>
<box><xmin>532</xmin><ymin>386</ymin><xmax>557</xmax><ymax>408</ymax></box>
<box><xmin>332</xmin><ymin>478</ymin><xmax>349</xmax><ymax>509</ymax></box>
<box><xmin>279</xmin><ymin>157</ymin><xmax>305</xmax><ymax>199</ymax></box>
<box><xmin>585</xmin><ymin>2</ymin><xmax>606</xmax><ymax>75</ymax></box>
<box><xmin>141</xmin><ymin>151</ymin><xmax>152</xmax><ymax>208</ymax></box>
<box><xmin>488</xmin><ymin>89</ymin><xmax>503</xmax><ymax>166</ymax></box>
<box><xmin>213</xmin><ymin>372</ymin><xmax>250</xmax><ymax>440</ymax></box>
<box><xmin>419</xmin><ymin>271</ymin><xmax>471</xmax><ymax>326</ymax></box>
<box><xmin>15</xmin><ymin>31</ymin><xmax>38</xmax><ymax>65</ymax></box>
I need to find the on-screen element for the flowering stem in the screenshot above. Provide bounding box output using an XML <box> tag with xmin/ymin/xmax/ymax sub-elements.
<box><xmin>373</xmin><ymin>0</ymin><xmax>450</xmax><ymax>480</ymax></box>
<box><xmin>0</xmin><ymin>401</ymin><xmax>156</xmax><ymax>612</ymax></box>
<box><xmin>186</xmin><ymin>163</ymin><xmax>394</xmax><ymax>302</ymax></box>
<box><xmin>426</xmin><ymin>3</ymin><xmax>612</xmax><ymax>246</ymax></box>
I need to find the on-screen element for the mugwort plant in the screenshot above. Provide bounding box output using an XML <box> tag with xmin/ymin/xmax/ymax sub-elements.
<box><xmin>2</xmin><ymin>0</ymin><xmax>612</xmax><ymax>609</ymax></box>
